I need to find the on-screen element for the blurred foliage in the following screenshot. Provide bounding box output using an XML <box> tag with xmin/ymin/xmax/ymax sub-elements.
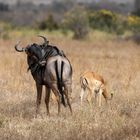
<box><xmin>62</xmin><ymin>6</ymin><xmax>89</xmax><ymax>39</ymax></box>
<box><xmin>114</xmin><ymin>15</ymin><xmax>128</xmax><ymax>35</ymax></box>
<box><xmin>88</xmin><ymin>9</ymin><xmax>140</xmax><ymax>35</ymax></box>
<box><xmin>38</xmin><ymin>14</ymin><xmax>58</xmax><ymax>31</ymax></box>
<box><xmin>0</xmin><ymin>22</ymin><xmax>12</xmax><ymax>30</ymax></box>
<box><xmin>89</xmin><ymin>9</ymin><xmax>117</xmax><ymax>32</ymax></box>
<box><xmin>0</xmin><ymin>22</ymin><xmax>12</xmax><ymax>40</ymax></box>
<box><xmin>0</xmin><ymin>2</ymin><xmax>9</xmax><ymax>11</ymax></box>
<box><xmin>134</xmin><ymin>0</ymin><xmax>140</xmax><ymax>16</ymax></box>
<box><xmin>89</xmin><ymin>9</ymin><xmax>128</xmax><ymax>35</ymax></box>
<box><xmin>127</xmin><ymin>15</ymin><xmax>140</xmax><ymax>33</ymax></box>
<box><xmin>1</xmin><ymin>8</ymin><xmax>140</xmax><ymax>39</ymax></box>
<box><xmin>133</xmin><ymin>8</ymin><xmax>140</xmax><ymax>17</ymax></box>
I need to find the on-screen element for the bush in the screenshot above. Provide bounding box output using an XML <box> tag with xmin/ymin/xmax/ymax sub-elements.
<box><xmin>0</xmin><ymin>22</ymin><xmax>12</xmax><ymax>40</ymax></box>
<box><xmin>62</xmin><ymin>6</ymin><xmax>89</xmax><ymax>39</ymax></box>
<box><xmin>127</xmin><ymin>15</ymin><xmax>140</xmax><ymax>33</ymax></box>
<box><xmin>38</xmin><ymin>14</ymin><xmax>58</xmax><ymax>31</ymax></box>
<box><xmin>89</xmin><ymin>9</ymin><xmax>117</xmax><ymax>32</ymax></box>
<box><xmin>114</xmin><ymin>14</ymin><xmax>128</xmax><ymax>35</ymax></box>
<box><xmin>133</xmin><ymin>9</ymin><xmax>140</xmax><ymax>17</ymax></box>
<box><xmin>0</xmin><ymin>2</ymin><xmax>9</xmax><ymax>11</ymax></box>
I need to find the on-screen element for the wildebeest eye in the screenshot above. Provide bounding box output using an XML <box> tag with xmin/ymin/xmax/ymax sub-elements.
<box><xmin>25</xmin><ymin>44</ymin><xmax>42</xmax><ymax>61</ymax></box>
<box><xmin>25</xmin><ymin>45</ymin><xmax>30</xmax><ymax>53</ymax></box>
<box><xmin>25</xmin><ymin>48</ymin><xmax>33</xmax><ymax>56</ymax></box>
<box><xmin>25</xmin><ymin>48</ymin><xmax>28</xmax><ymax>53</ymax></box>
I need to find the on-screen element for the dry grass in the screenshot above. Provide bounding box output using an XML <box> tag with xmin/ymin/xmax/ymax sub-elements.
<box><xmin>0</xmin><ymin>30</ymin><xmax>140</xmax><ymax>140</ymax></box>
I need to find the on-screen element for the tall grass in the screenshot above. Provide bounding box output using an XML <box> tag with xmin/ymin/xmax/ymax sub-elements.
<box><xmin>0</xmin><ymin>30</ymin><xmax>140</xmax><ymax>140</ymax></box>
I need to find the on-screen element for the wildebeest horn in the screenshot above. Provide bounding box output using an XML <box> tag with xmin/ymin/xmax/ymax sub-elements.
<box><xmin>38</xmin><ymin>35</ymin><xmax>48</xmax><ymax>44</ymax></box>
<box><xmin>15</xmin><ymin>41</ymin><xmax>25</xmax><ymax>52</ymax></box>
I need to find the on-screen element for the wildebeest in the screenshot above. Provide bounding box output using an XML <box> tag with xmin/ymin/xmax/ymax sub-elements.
<box><xmin>80</xmin><ymin>71</ymin><xmax>113</xmax><ymax>107</ymax></box>
<box><xmin>15</xmin><ymin>36</ymin><xmax>72</xmax><ymax>116</ymax></box>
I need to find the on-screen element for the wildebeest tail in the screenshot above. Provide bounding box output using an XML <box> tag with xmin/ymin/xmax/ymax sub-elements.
<box><xmin>55</xmin><ymin>59</ymin><xmax>66</xmax><ymax>107</ymax></box>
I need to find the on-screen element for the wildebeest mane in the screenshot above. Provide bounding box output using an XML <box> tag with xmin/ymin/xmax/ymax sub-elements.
<box><xmin>41</xmin><ymin>44</ymin><xmax>66</xmax><ymax>59</ymax></box>
<box><xmin>27</xmin><ymin>44</ymin><xmax>66</xmax><ymax>82</ymax></box>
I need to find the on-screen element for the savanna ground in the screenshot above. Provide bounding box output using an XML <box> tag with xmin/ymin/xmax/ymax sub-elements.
<box><xmin>0</xmin><ymin>30</ymin><xmax>140</xmax><ymax>140</ymax></box>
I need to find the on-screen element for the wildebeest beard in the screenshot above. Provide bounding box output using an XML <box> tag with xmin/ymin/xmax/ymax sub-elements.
<box><xmin>27</xmin><ymin>43</ymin><xmax>65</xmax><ymax>85</ymax></box>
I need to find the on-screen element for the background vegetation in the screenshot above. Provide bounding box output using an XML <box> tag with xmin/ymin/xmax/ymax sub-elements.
<box><xmin>0</xmin><ymin>0</ymin><xmax>140</xmax><ymax>140</ymax></box>
<box><xmin>0</xmin><ymin>0</ymin><xmax>140</xmax><ymax>39</ymax></box>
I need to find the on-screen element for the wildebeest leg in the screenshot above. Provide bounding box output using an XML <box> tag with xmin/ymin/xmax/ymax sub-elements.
<box><xmin>36</xmin><ymin>84</ymin><xmax>42</xmax><ymax>116</ymax></box>
<box><xmin>51</xmin><ymin>84</ymin><xmax>61</xmax><ymax>115</ymax></box>
<box><xmin>45</xmin><ymin>86</ymin><xmax>51</xmax><ymax>116</ymax></box>
<box><xmin>53</xmin><ymin>90</ymin><xmax>61</xmax><ymax>115</ymax></box>
<box><xmin>64</xmin><ymin>84</ymin><xmax>72</xmax><ymax>114</ymax></box>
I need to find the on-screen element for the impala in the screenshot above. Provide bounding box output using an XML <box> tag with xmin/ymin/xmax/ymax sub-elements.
<box><xmin>80</xmin><ymin>71</ymin><xmax>113</xmax><ymax>107</ymax></box>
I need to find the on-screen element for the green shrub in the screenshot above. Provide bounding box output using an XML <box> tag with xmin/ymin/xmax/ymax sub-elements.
<box><xmin>127</xmin><ymin>15</ymin><xmax>140</xmax><ymax>33</ymax></box>
<box><xmin>38</xmin><ymin>14</ymin><xmax>58</xmax><ymax>31</ymax></box>
<box><xmin>89</xmin><ymin>9</ymin><xmax>117</xmax><ymax>32</ymax></box>
<box><xmin>2</xmin><ymin>32</ymin><xmax>10</xmax><ymax>40</ymax></box>
<box><xmin>0</xmin><ymin>22</ymin><xmax>11</xmax><ymax>40</ymax></box>
<box><xmin>62</xmin><ymin>6</ymin><xmax>89</xmax><ymax>39</ymax></box>
<box><xmin>114</xmin><ymin>14</ymin><xmax>128</xmax><ymax>35</ymax></box>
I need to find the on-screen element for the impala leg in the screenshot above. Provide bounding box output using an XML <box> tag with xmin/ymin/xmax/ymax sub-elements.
<box><xmin>102</xmin><ymin>88</ymin><xmax>108</xmax><ymax>105</ymax></box>
<box><xmin>87</xmin><ymin>88</ymin><xmax>92</xmax><ymax>107</ymax></box>
<box><xmin>45</xmin><ymin>86</ymin><xmax>51</xmax><ymax>116</ymax></box>
<box><xmin>36</xmin><ymin>84</ymin><xmax>42</xmax><ymax>116</ymax></box>
<box><xmin>98</xmin><ymin>89</ymin><xmax>102</xmax><ymax>107</ymax></box>
<box><xmin>80</xmin><ymin>87</ymin><xmax>85</xmax><ymax>105</ymax></box>
<box><xmin>94</xmin><ymin>91</ymin><xmax>98</xmax><ymax>106</ymax></box>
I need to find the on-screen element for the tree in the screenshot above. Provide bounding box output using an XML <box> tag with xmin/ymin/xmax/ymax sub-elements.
<box><xmin>38</xmin><ymin>14</ymin><xmax>58</xmax><ymax>31</ymax></box>
<box><xmin>0</xmin><ymin>2</ymin><xmax>9</xmax><ymax>11</ymax></box>
<box><xmin>134</xmin><ymin>0</ymin><xmax>140</xmax><ymax>16</ymax></box>
<box><xmin>62</xmin><ymin>6</ymin><xmax>89</xmax><ymax>39</ymax></box>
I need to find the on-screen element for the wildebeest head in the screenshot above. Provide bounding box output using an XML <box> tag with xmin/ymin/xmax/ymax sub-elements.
<box><xmin>15</xmin><ymin>42</ymin><xmax>42</xmax><ymax>62</ymax></box>
<box><xmin>15</xmin><ymin>35</ymin><xmax>49</xmax><ymax>61</ymax></box>
<box><xmin>15</xmin><ymin>35</ymin><xmax>65</xmax><ymax>70</ymax></box>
